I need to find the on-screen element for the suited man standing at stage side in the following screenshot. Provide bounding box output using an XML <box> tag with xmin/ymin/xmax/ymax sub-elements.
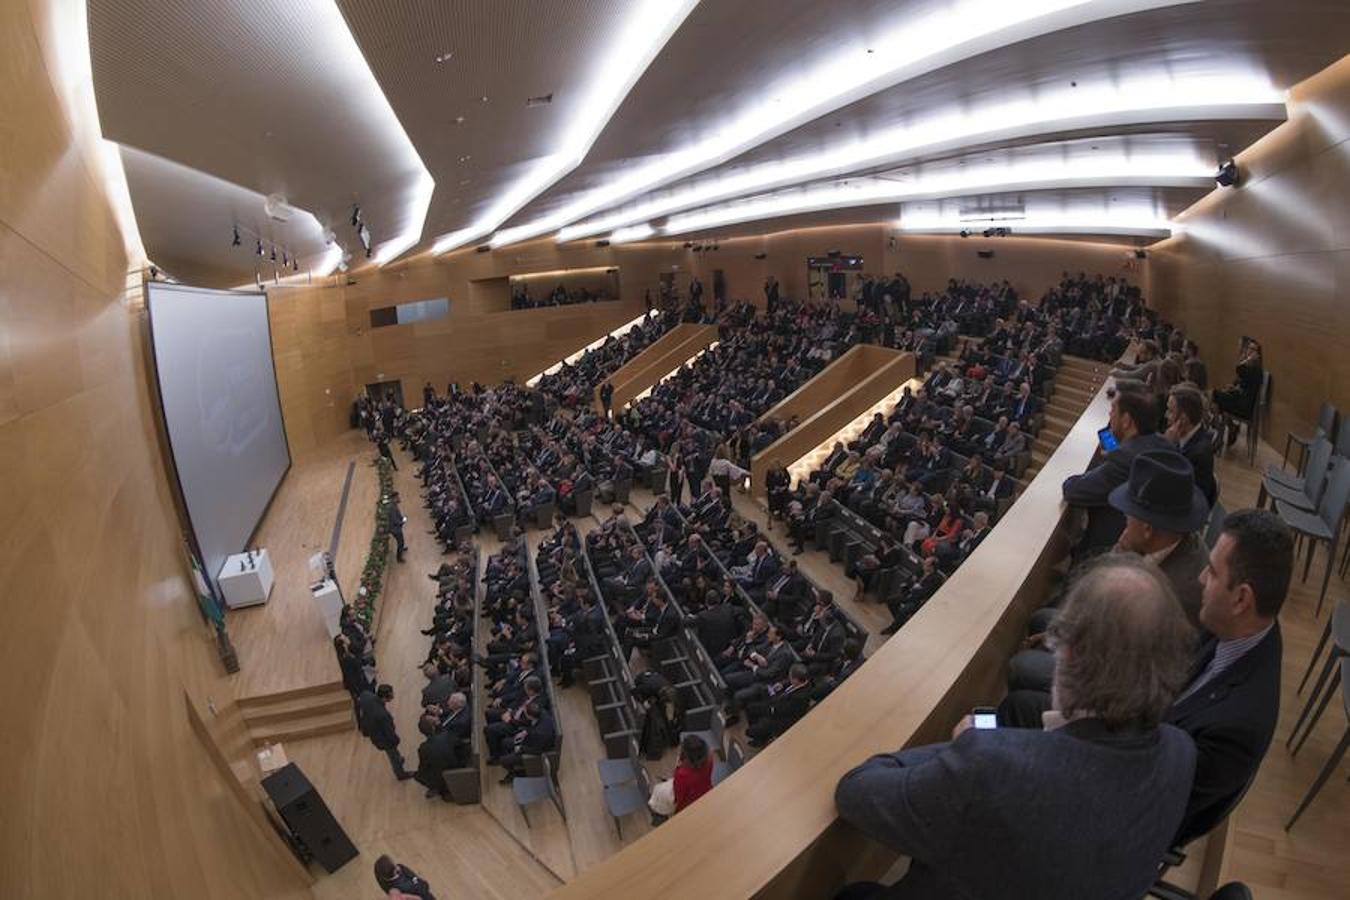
<box><xmin>386</xmin><ymin>491</ymin><xmax>408</xmax><ymax>563</ymax></box>
<box><xmin>358</xmin><ymin>684</ymin><xmax>413</xmax><ymax>781</ymax></box>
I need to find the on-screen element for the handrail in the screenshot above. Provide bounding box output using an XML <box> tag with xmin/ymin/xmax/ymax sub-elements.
<box><xmin>551</xmin><ymin>373</ymin><xmax>1115</xmax><ymax>899</ymax></box>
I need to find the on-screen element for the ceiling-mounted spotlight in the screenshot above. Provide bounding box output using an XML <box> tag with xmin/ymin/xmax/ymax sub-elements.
<box><xmin>983</xmin><ymin>228</ymin><xmax>994</xmax><ymax>238</ymax></box>
<box><xmin>1215</xmin><ymin>159</ymin><xmax>1240</xmax><ymax>187</ymax></box>
<box><xmin>434</xmin><ymin>51</ymin><xmax>453</xmax><ymax>64</ymax></box>
<box><xmin>350</xmin><ymin>205</ymin><xmax>362</xmax><ymax>226</ymax></box>
<box><xmin>959</xmin><ymin>229</ymin><xmax>970</xmax><ymax>239</ymax></box>
<box><xmin>682</xmin><ymin>241</ymin><xmax>693</xmax><ymax>249</ymax></box>
<box><xmin>281</xmin><ymin>251</ymin><xmax>288</xmax><ymax>266</ymax></box>
<box><xmin>753</xmin><ymin>252</ymin><xmax>767</xmax><ymax>260</ymax></box>
<box><xmin>270</xmin><ymin>245</ymin><xmax>277</xmax><ymax>261</ymax></box>
<box><xmin>232</xmin><ymin>225</ymin><xmax>241</xmax><ymax>247</ymax></box>
<box><xmin>256</xmin><ymin>239</ymin><xmax>264</xmax><ymax>256</ymax></box>
<box><xmin>292</xmin><ymin>257</ymin><xmax>300</xmax><ymax>271</ymax></box>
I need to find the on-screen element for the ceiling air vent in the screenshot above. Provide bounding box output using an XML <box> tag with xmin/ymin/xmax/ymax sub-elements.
<box><xmin>526</xmin><ymin>93</ymin><xmax>554</xmax><ymax>108</ymax></box>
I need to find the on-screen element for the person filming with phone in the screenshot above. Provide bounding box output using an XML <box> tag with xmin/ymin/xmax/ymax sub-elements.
<box><xmin>834</xmin><ymin>555</ymin><xmax>1196</xmax><ymax>900</ymax></box>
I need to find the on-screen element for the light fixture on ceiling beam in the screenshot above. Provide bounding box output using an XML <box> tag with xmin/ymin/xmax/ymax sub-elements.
<box><xmin>557</xmin><ymin>82</ymin><xmax>1284</xmax><ymax>243</ymax></box>
<box><xmin>434</xmin><ymin>51</ymin><xmax>453</xmax><ymax>64</ymax></box>
<box><xmin>655</xmin><ymin>154</ymin><xmax>1213</xmax><ymax>236</ymax></box>
<box><xmin>430</xmin><ymin>0</ymin><xmax>699</xmax><ymax>256</ymax></box>
<box><xmin>495</xmin><ymin>0</ymin><xmax>1210</xmax><ymax>248</ymax></box>
<box><xmin>232</xmin><ymin>225</ymin><xmax>241</xmax><ymax>246</ymax></box>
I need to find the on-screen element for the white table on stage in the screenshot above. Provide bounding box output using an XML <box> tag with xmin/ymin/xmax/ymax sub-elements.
<box><xmin>218</xmin><ymin>550</ymin><xmax>274</xmax><ymax>609</ymax></box>
<box><xmin>311</xmin><ymin>578</ymin><xmax>343</xmax><ymax>637</ymax></box>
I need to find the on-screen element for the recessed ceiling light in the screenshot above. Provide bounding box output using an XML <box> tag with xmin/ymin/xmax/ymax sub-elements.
<box><xmin>453</xmin><ymin>115</ymin><xmax>465</xmax><ymax>124</ymax></box>
<box><xmin>459</xmin><ymin>178</ymin><xmax>472</xmax><ymax>185</ymax></box>
<box><xmin>480</xmin><ymin>95</ymin><xmax>489</xmax><ymax>103</ymax></box>
<box><xmin>434</xmin><ymin>51</ymin><xmax>453</xmax><ymax>64</ymax></box>
<box><xmin>459</xmin><ymin>155</ymin><xmax>472</xmax><ymax>163</ymax></box>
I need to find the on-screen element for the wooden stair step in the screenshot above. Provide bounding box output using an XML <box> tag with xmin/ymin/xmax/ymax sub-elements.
<box><xmin>249</xmin><ymin>709</ymin><xmax>355</xmax><ymax>747</ymax></box>
<box><xmin>241</xmin><ymin>694</ymin><xmax>353</xmax><ymax>727</ymax></box>
<box><xmin>237</xmin><ymin>680</ymin><xmax>345</xmax><ymax>708</ymax></box>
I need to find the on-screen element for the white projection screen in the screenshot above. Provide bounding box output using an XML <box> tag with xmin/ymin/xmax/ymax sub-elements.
<box><xmin>147</xmin><ymin>282</ymin><xmax>291</xmax><ymax>592</ymax></box>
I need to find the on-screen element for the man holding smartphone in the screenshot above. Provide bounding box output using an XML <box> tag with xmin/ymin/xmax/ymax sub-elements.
<box><xmin>835</xmin><ymin>556</ymin><xmax>1196</xmax><ymax>900</ymax></box>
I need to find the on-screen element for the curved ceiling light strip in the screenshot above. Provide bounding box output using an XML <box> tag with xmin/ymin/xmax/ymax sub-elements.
<box><xmin>646</xmin><ymin>154</ymin><xmax>1214</xmax><ymax>237</ymax></box>
<box><xmin>486</xmin><ymin>0</ymin><xmax>1201</xmax><ymax>249</ymax></box>
<box><xmin>897</xmin><ymin>211</ymin><xmax>1174</xmax><ymax>238</ymax></box>
<box><xmin>568</xmin><ymin>78</ymin><xmax>1284</xmax><ymax>242</ymax></box>
<box><xmin>289</xmin><ymin>0</ymin><xmax>436</xmax><ymax>268</ymax></box>
<box><xmin>429</xmin><ymin>0</ymin><xmax>701</xmax><ymax>256</ymax></box>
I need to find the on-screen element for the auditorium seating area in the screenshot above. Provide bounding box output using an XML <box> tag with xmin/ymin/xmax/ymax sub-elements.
<box><xmin>15</xmin><ymin>4</ymin><xmax>1350</xmax><ymax>896</ymax></box>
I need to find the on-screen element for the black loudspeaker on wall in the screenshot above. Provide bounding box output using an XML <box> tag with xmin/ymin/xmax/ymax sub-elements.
<box><xmin>261</xmin><ymin>763</ymin><xmax>358</xmax><ymax>873</ymax></box>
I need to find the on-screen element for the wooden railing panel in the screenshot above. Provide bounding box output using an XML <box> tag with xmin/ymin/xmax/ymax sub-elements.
<box><xmin>597</xmin><ymin>324</ymin><xmax>719</xmax><ymax>413</ymax></box>
<box><xmin>749</xmin><ymin>347</ymin><xmax>915</xmax><ymax>497</ymax></box>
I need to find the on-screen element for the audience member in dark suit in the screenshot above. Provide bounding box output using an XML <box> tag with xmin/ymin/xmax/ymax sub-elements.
<box><xmin>374</xmin><ymin>855</ymin><xmax>435</xmax><ymax>900</ymax></box>
<box><xmin>497</xmin><ymin>702</ymin><xmax>557</xmax><ymax>782</ymax></box>
<box><xmin>414</xmin><ymin>714</ymin><xmax>461</xmax><ymax>802</ymax></box>
<box><xmin>723</xmin><ymin>625</ymin><xmax>793</xmax><ymax>721</ymax></box>
<box><xmin>357</xmin><ymin>684</ymin><xmax>412</xmax><ymax>780</ymax></box>
<box><xmin>386</xmin><ymin>492</ymin><xmax>408</xmax><ymax>562</ymax></box>
<box><xmin>746</xmin><ymin>663</ymin><xmax>814</xmax><ymax>747</ymax></box>
<box><xmin>761</xmin><ymin>559</ymin><xmax>812</xmax><ymax>623</ymax></box>
<box><xmin>1167</xmin><ymin>384</ymin><xmax>1218</xmax><ymax>506</ymax></box>
<box><xmin>694</xmin><ymin>591</ymin><xmax>750</xmax><ymax>658</ymax></box>
<box><xmin>836</xmin><ymin>555</ymin><xmax>1197</xmax><ymax>900</ymax></box>
<box><xmin>1001</xmin><ymin>509</ymin><xmax>1292</xmax><ymax>850</ymax></box>
<box><xmin>1062</xmin><ymin>382</ymin><xmax>1172</xmax><ymax>554</ymax></box>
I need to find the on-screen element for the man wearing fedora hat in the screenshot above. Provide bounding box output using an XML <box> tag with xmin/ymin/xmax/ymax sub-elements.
<box><xmin>1003</xmin><ymin>448</ymin><xmax>1211</xmax><ymax>697</ymax></box>
<box><xmin>1107</xmin><ymin>448</ymin><xmax>1210</xmax><ymax>628</ymax></box>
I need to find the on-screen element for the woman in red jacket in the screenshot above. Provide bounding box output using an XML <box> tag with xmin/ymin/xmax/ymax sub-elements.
<box><xmin>673</xmin><ymin>734</ymin><xmax>714</xmax><ymax>812</ymax></box>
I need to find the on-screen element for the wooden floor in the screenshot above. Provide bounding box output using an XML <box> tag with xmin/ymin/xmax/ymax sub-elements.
<box><xmin>228</xmin><ymin>431</ymin><xmax>1347</xmax><ymax>899</ymax></box>
<box><xmin>1207</xmin><ymin>444</ymin><xmax>1349</xmax><ymax>899</ymax></box>
<box><xmin>227</xmin><ymin>431</ymin><xmax>381</xmax><ymax>698</ymax></box>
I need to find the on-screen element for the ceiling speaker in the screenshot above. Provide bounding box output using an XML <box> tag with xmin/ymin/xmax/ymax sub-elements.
<box><xmin>1215</xmin><ymin>159</ymin><xmax>1240</xmax><ymax>188</ymax></box>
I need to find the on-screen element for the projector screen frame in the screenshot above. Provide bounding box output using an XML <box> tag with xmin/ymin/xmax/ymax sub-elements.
<box><xmin>143</xmin><ymin>281</ymin><xmax>292</xmax><ymax>600</ymax></box>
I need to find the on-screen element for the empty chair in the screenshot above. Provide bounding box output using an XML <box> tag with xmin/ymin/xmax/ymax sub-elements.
<box><xmin>1337</xmin><ymin>416</ymin><xmax>1350</xmax><ymax>458</ymax></box>
<box><xmin>712</xmin><ymin>739</ymin><xmax>745</xmax><ymax>786</ymax></box>
<box><xmin>573</xmin><ymin>486</ymin><xmax>594</xmax><ymax>517</ymax></box>
<box><xmin>512</xmin><ymin>754</ymin><xmax>565</xmax><ymax>826</ymax></box>
<box><xmin>493</xmin><ymin>512</ymin><xmax>516</xmax><ymax>541</ymax></box>
<box><xmin>1290</xmin><ymin>600</ymin><xmax>1349</xmax><ymax>738</ymax></box>
<box><xmin>1284</xmin><ymin>659</ymin><xmax>1348</xmax><ymax>831</ymax></box>
<box><xmin>1283</xmin><ymin>401</ymin><xmax>1337</xmax><ymax>472</ymax></box>
<box><xmin>680</xmin><ymin>711</ymin><xmax>725</xmax><ymax>763</ymax></box>
<box><xmin>601</xmin><ymin>756</ymin><xmax>651</xmax><ymax>838</ymax></box>
<box><xmin>1259</xmin><ymin>436</ymin><xmax>1333</xmax><ymax>511</ymax></box>
<box><xmin>1274</xmin><ymin>456</ymin><xmax>1350</xmax><ymax>616</ymax></box>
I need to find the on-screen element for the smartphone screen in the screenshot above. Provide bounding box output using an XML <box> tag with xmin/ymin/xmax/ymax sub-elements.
<box><xmin>1098</xmin><ymin>426</ymin><xmax>1119</xmax><ymax>452</ymax></box>
<box><xmin>973</xmin><ymin>707</ymin><xmax>998</xmax><ymax>730</ymax></box>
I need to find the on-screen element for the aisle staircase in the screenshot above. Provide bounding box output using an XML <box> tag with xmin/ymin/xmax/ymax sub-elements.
<box><xmin>237</xmin><ymin>680</ymin><xmax>355</xmax><ymax>747</ymax></box>
<box><xmin>931</xmin><ymin>350</ymin><xmax>1108</xmax><ymax>486</ymax></box>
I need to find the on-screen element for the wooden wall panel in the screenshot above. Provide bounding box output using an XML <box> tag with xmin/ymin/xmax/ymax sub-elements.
<box><xmin>0</xmin><ymin>2</ymin><xmax>311</xmax><ymax>897</ymax></box>
<box><xmin>1148</xmin><ymin>56</ymin><xmax>1350</xmax><ymax>442</ymax></box>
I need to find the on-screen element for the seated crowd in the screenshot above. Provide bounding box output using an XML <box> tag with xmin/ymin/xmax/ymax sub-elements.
<box><xmin>360</xmin><ymin>267</ymin><xmax>1294</xmax><ymax>892</ymax></box>
<box><xmin>511</xmin><ymin>282</ymin><xmax>612</xmax><ymax>310</ymax></box>
<box><xmin>833</xmin><ymin>315</ymin><xmax>1294</xmax><ymax>898</ymax></box>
